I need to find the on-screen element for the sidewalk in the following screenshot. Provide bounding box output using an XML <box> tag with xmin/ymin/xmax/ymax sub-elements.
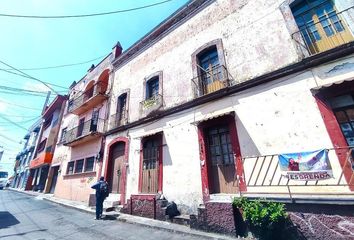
<box><xmin>8</xmin><ymin>188</ymin><xmax>239</xmax><ymax>240</ymax></box>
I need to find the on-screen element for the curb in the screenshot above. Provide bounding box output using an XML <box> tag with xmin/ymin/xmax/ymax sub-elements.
<box><xmin>7</xmin><ymin>189</ymin><xmax>236</xmax><ymax>240</ymax></box>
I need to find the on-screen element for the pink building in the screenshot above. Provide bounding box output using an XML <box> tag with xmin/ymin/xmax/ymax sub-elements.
<box><xmin>52</xmin><ymin>45</ymin><xmax>121</xmax><ymax>204</ymax></box>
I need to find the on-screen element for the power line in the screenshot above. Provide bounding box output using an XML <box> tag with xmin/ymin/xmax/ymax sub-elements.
<box><xmin>0</xmin><ymin>69</ymin><xmax>68</xmax><ymax>89</ymax></box>
<box><xmin>0</xmin><ymin>116</ymin><xmax>40</xmax><ymax>125</ymax></box>
<box><xmin>0</xmin><ymin>59</ymin><xmax>60</xmax><ymax>94</ymax></box>
<box><xmin>0</xmin><ymin>85</ymin><xmax>48</xmax><ymax>94</ymax></box>
<box><xmin>0</xmin><ymin>132</ymin><xmax>21</xmax><ymax>144</ymax></box>
<box><xmin>1</xmin><ymin>54</ymin><xmax>106</xmax><ymax>71</ymax></box>
<box><xmin>0</xmin><ymin>0</ymin><xmax>173</xmax><ymax>19</ymax></box>
<box><xmin>0</xmin><ymin>99</ymin><xmax>41</xmax><ymax>111</ymax></box>
<box><xmin>0</xmin><ymin>114</ymin><xmax>28</xmax><ymax>131</ymax></box>
<box><xmin>0</xmin><ymin>114</ymin><xmax>38</xmax><ymax>118</ymax></box>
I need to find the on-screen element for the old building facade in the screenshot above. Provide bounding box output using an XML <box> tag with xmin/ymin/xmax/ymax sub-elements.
<box><xmin>51</xmin><ymin>47</ymin><xmax>121</xmax><ymax>203</ymax></box>
<box><xmin>102</xmin><ymin>0</ymin><xmax>354</xmax><ymax>232</ymax></box>
<box><xmin>13</xmin><ymin>120</ymin><xmax>41</xmax><ymax>190</ymax></box>
<box><xmin>27</xmin><ymin>95</ymin><xmax>66</xmax><ymax>192</ymax></box>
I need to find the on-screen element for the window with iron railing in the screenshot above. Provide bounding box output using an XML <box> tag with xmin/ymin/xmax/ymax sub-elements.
<box><xmin>291</xmin><ymin>0</ymin><xmax>354</xmax><ymax>55</ymax></box>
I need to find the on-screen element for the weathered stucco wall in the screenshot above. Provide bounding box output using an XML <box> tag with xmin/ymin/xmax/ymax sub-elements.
<box><xmin>52</xmin><ymin>55</ymin><xmax>112</xmax><ymax>203</ymax></box>
<box><xmin>109</xmin><ymin>0</ymin><xmax>300</xmax><ymax>124</ymax></box>
<box><xmin>105</xmin><ymin>54</ymin><xmax>354</xmax><ymax>212</ymax></box>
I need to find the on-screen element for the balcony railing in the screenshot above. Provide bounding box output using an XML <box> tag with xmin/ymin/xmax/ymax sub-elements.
<box><xmin>292</xmin><ymin>6</ymin><xmax>354</xmax><ymax>56</ymax></box>
<box><xmin>108</xmin><ymin>110</ymin><xmax>128</xmax><ymax>131</ymax></box>
<box><xmin>139</xmin><ymin>94</ymin><xmax>163</xmax><ymax>117</ymax></box>
<box><xmin>68</xmin><ymin>81</ymin><xmax>108</xmax><ymax>115</ymax></box>
<box><xmin>63</xmin><ymin>118</ymin><xmax>105</xmax><ymax>145</ymax></box>
<box><xmin>238</xmin><ymin>147</ymin><xmax>354</xmax><ymax>200</ymax></box>
<box><xmin>191</xmin><ymin>64</ymin><xmax>235</xmax><ymax>97</ymax></box>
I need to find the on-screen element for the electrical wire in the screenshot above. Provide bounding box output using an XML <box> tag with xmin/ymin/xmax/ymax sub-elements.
<box><xmin>0</xmin><ymin>116</ymin><xmax>40</xmax><ymax>125</ymax></box>
<box><xmin>1</xmin><ymin>54</ymin><xmax>107</xmax><ymax>71</ymax></box>
<box><xmin>0</xmin><ymin>0</ymin><xmax>173</xmax><ymax>19</ymax></box>
<box><xmin>0</xmin><ymin>99</ymin><xmax>41</xmax><ymax>111</ymax></box>
<box><xmin>0</xmin><ymin>85</ymin><xmax>48</xmax><ymax>94</ymax></box>
<box><xmin>0</xmin><ymin>114</ymin><xmax>28</xmax><ymax>130</ymax></box>
<box><xmin>0</xmin><ymin>68</ymin><xmax>68</xmax><ymax>90</ymax></box>
<box><xmin>0</xmin><ymin>59</ymin><xmax>60</xmax><ymax>94</ymax></box>
<box><xmin>0</xmin><ymin>132</ymin><xmax>21</xmax><ymax>144</ymax></box>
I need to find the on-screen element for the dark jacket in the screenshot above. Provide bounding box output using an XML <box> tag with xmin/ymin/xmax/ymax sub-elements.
<box><xmin>91</xmin><ymin>180</ymin><xmax>106</xmax><ymax>198</ymax></box>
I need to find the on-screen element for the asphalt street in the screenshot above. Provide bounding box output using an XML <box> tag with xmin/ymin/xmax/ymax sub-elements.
<box><xmin>0</xmin><ymin>190</ymin><xmax>205</xmax><ymax>240</ymax></box>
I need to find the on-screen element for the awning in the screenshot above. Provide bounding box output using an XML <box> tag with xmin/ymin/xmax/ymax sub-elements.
<box><xmin>312</xmin><ymin>79</ymin><xmax>354</xmax><ymax>91</ymax></box>
<box><xmin>191</xmin><ymin>111</ymin><xmax>235</xmax><ymax>125</ymax></box>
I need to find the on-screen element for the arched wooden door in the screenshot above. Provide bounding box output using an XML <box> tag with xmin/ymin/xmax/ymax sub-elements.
<box><xmin>108</xmin><ymin>142</ymin><xmax>125</xmax><ymax>193</ymax></box>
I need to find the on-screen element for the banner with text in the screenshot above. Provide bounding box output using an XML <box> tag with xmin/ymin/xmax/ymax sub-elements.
<box><xmin>278</xmin><ymin>149</ymin><xmax>333</xmax><ymax>181</ymax></box>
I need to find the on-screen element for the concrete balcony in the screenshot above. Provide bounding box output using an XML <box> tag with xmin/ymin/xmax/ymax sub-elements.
<box><xmin>139</xmin><ymin>94</ymin><xmax>163</xmax><ymax>118</ymax></box>
<box><xmin>68</xmin><ymin>82</ymin><xmax>108</xmax><ymax>115</ymax></box>
<box><xmin>63</xmin><ymin>118</ymin><xmax>105</xmax><ymax>147</ymax></box>
<box><xmin>108</xmin><ymin>110</ymin><xmax>128</xmax><ymax>131</ymax></box>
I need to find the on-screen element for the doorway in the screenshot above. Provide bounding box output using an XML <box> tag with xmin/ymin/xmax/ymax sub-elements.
<box><xmin>141</xmin><ymin>135</ymin><xmax>162</xmax><ymax>193</ymax></box>
<box><xmin>108</xmin><ymin>142</ymin><xmax>125</xmax><ymax>193</ymax></box>
<box><xmin>49</xmin><ymin>166</ymin><xmax>59</xmax><ymax>194</ymax></box>
<box><xmin>205</xmin><ymin>125</ymin><xmax>238</xmax><ymax>193</ymax></box>
<box><xmin>198</xmin><ymin>114</ymin><xmax>245</xmax><ymax>198</ymax></box>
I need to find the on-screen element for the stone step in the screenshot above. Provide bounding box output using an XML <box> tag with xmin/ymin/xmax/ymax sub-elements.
<box><xmin>171</xmin><ymin>214</ymin><xmax>190</xmax><ymax>226</ymax></box>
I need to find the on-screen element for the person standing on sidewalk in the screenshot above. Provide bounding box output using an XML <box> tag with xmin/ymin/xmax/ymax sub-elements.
<box><xmin>91</xmin><ymin>176</ymin><xmax>109</xmax><ymax>220</ymax></box>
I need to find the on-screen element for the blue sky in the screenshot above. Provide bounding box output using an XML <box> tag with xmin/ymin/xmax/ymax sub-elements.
<box><xmin>0</xmin><ymin>0</ymin><xmax>189</xmax><ymax>174</ymax></box>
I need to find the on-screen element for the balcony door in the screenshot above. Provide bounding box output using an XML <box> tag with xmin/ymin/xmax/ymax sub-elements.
<box><xmin>90</xmin><ymin>109</ymin><xmax>99</xmax><ymax>132</ymax></box>
<box><xmin>197</xmin><ymin>46</ymin><xmax>223</xmax><ymax>94</ymax></box>
<box><xmin>292</xmin><ymin>0</ymin><xmax>353</xmax><ymax>54</ymax></box>
<box><xmin>77</xmin><ymin>118</ymin><xmax>85</xmax><ymax>137</ymax></box>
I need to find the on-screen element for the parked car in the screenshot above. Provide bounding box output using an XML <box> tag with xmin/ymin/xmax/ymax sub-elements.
<box><xmin>0</xmin><ymin>171</ymin><xmax>8</xmax><ymax>190</ymax></box>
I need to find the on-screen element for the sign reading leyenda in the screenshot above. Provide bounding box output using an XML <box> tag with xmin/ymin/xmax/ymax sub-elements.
<box><xmin>278</xmin><ymin>149</ymin><xmax>333</xmax><ymax>181</ymax></box>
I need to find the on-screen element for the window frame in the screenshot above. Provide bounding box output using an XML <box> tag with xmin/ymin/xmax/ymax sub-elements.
<box><xmin>84</xmin><ymin>156</ymin><xmax>95</xmax><ymax>172</ymax></box>
<box><xmin>66</xmin><ymin>161</ymin><xmax>75</xmax><ymax>175</ymax></box>
<box><xmin>74</xmin><ymin>159</ymin><xmax>84</xmax><ymax>173</ymax></box>
<box><xmin>142</xmin><ymin>71</ymin><xmax>163</xmax><ymax>101</ymax></box>
<box><xmin>65</xmin><ymin>156</ymin><xmax>96</xmax><ymax>175</ymax></box>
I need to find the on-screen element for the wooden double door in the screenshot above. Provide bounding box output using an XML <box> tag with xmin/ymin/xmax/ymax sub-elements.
<box><xmin>109</xmin><ymin>142</ymin><xmax>125</xmax><ymax>193</ymax></box>
<box><xmin>205</xmin><ymin>124</ymin><xmax>238</xmax><ymax>194</ymax></box>
<box><xmin>141</xmin><ymin>135</ymin><xmax>162</xmax><ymax>193</ymax></box>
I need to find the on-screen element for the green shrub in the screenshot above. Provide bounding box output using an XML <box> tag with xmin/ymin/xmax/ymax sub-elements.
<box><xmin>233</xmin><ymin>197</ymin><xmax>288</xmax><ymax>239</ymax></box>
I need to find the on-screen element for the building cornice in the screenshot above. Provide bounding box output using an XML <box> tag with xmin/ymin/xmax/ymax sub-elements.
<box><xmin>112</xmin><ymin>0</ymin><xmax>216</xmax><ymax>69</ymax></box>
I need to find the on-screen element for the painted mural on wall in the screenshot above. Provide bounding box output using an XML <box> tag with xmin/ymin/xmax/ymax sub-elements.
<box><xmin>278</xmin><ymin>149</ymin><xmax>332</xmax><ymax>180</ymax></box>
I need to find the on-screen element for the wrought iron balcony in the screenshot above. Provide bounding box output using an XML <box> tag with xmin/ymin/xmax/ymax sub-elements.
<box><xmin>108</xmin><ymin>110</ymin><xmax>128</xmax><ymax>131</ymax></box>
<box><xmin>68</xmin><ymin>81</ymin><xmax>108</xmax><ymax>115</ymax></box>
<box><xmin>292</xmin><ymin>6</ymin><xmax>354</xmax><ymax>56</ymax></box>
<box><xmin>63</xmin><ymin>118</ymin><xmax>105</xmax><ymax>147</ymax></box>
<box><xmin>139</xmin><ymin>94</ymin><xmax>163</xmax><ymax>117</ymax></box>
<box><xmin>191</xmin><ymin>64</ymin><xmax>235</xmax><ymax>97</ymax></box>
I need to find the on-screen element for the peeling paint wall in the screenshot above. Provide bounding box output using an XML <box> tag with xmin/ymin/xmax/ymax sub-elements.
<box><xmin>109</xmin><ymin>0</ymin><xmax>300</xmax><ymax>124</ymax></box>
<box><xmin>106</xmin><ymin>54</ymin><xmax>354</xmax><ymax>213</ymax></box>
<box><xmin>105</xmin><ymin>0</ymin><xmax>354</xmax><ymax>214</ymax></box>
